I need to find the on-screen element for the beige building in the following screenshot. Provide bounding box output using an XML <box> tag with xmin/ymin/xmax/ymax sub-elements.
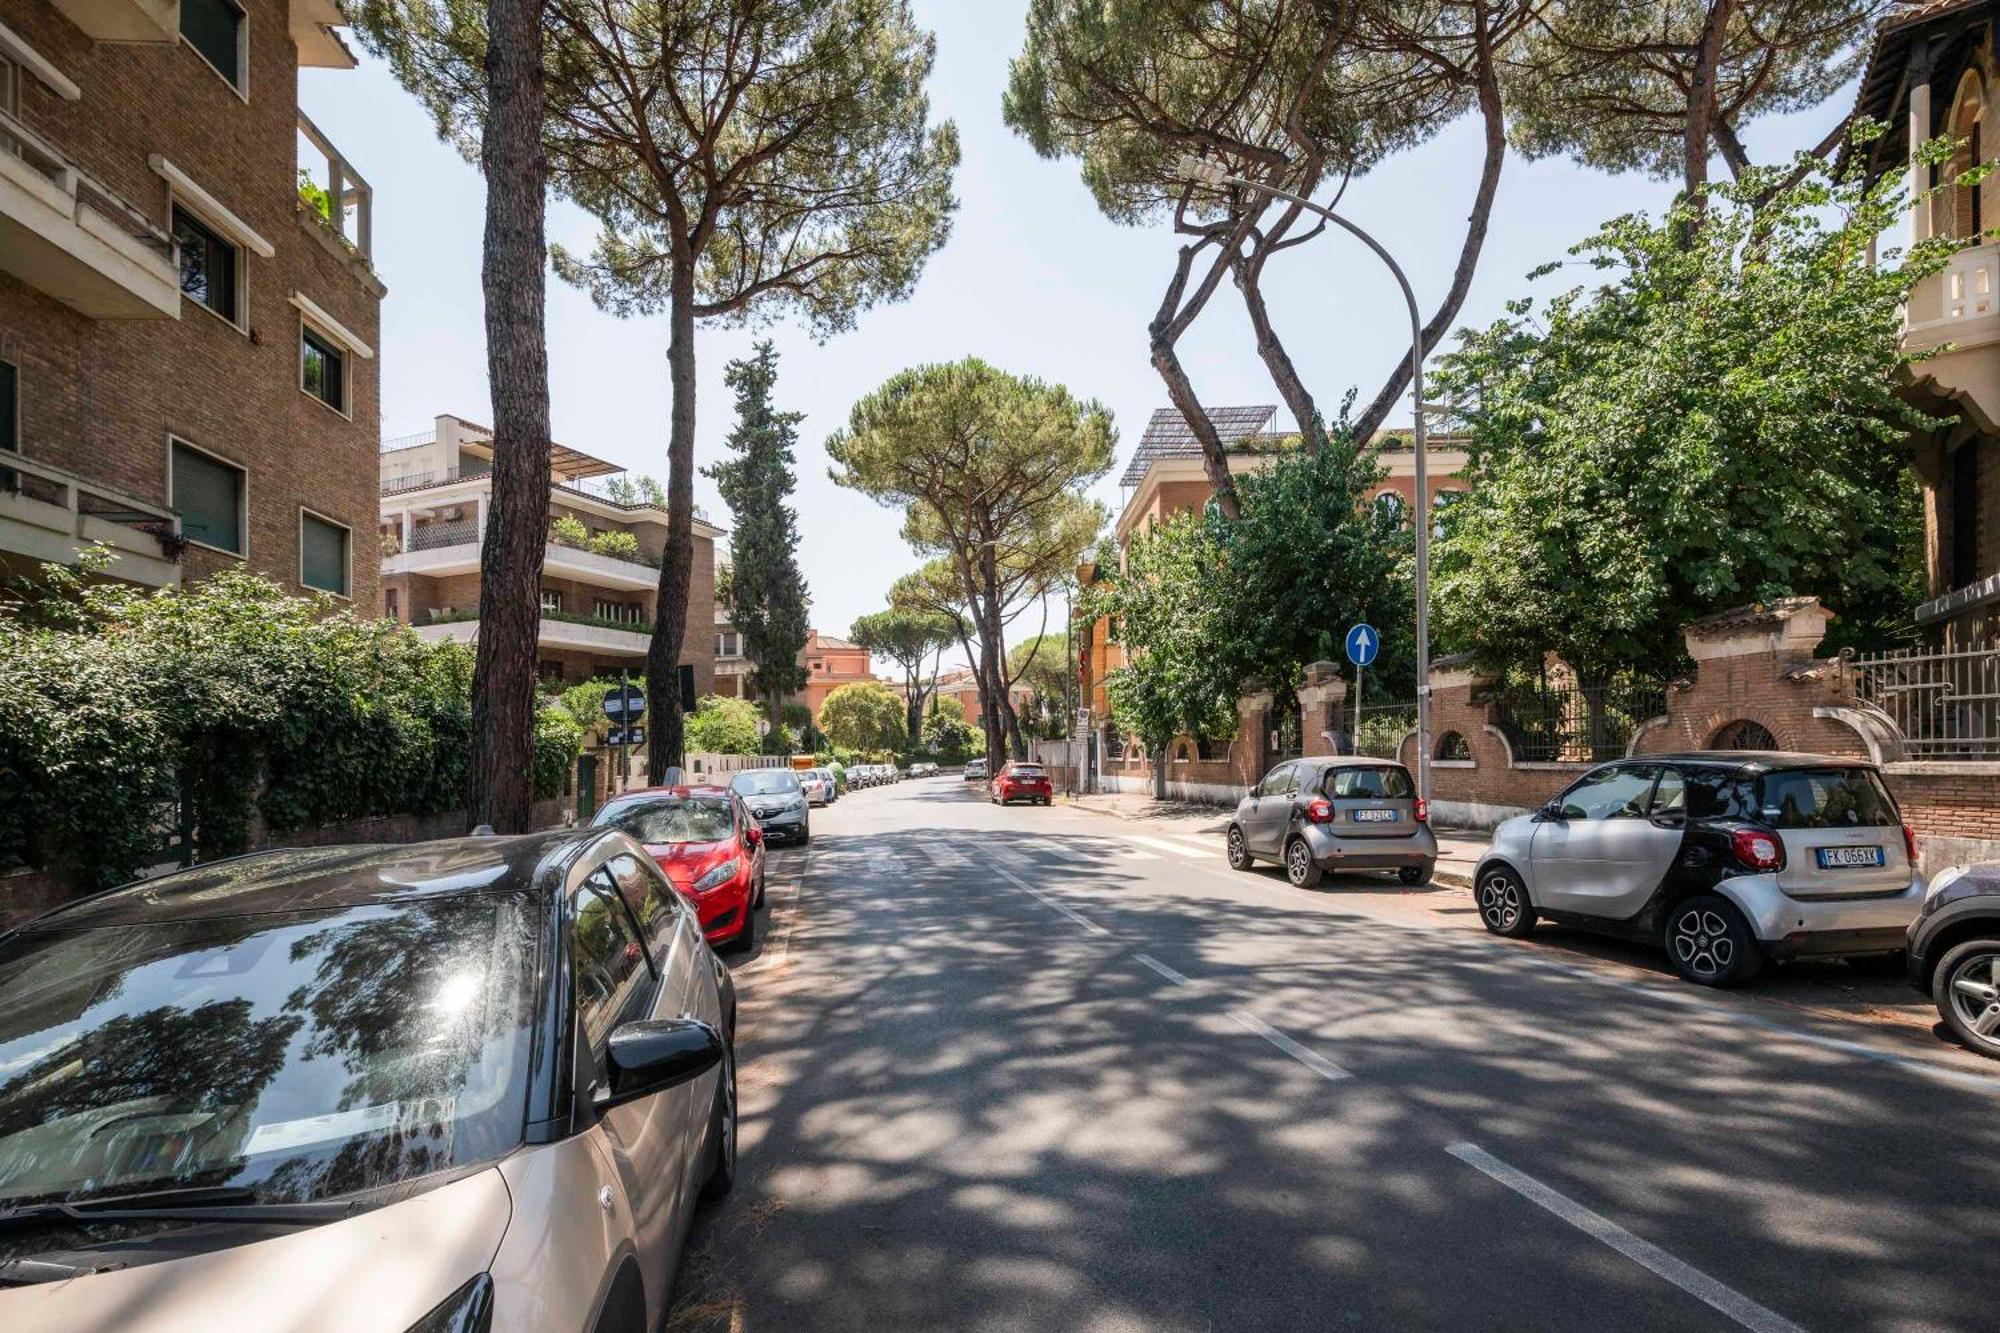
<box><xmin>1</xmin><ymin>0</ymin><xmax>382</xmax><ymax>601</ymax></box>
<box><xmin>379</xmin><ymin>413</ymin><xmax>721</xmax><ymax>690</ymax></box>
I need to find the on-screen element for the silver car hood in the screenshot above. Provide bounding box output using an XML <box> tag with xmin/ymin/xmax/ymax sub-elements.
<box><xmin>0</xmin><ymin>1167</ymin><xmax>512</xmax><ymax>1332</ymax></box>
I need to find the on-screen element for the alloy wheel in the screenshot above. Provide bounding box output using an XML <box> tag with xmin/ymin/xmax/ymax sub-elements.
<box><xmin>1227</xmin><ymin>827</ymin><xmax>1247</xmax><ymax>868</ymax></box>
<box><xmin>1948</xmin><ymin>951</ymin><xmax>2000</xmax><ymax>1043</ymax></box>
<box><xmin>1477</xmin><ymin>874</ymin><xmax>1522</xmax><ymax>932</ymax></box>
<box><xmin>1287</xmin><ymin>840</ymin><xmax>1310</xmax><ymax>883</ymax></box>
<box><xmin>1669</xmin><ymin>906</ymin><xmax>1736</xmax><ymax>980</ymax></box>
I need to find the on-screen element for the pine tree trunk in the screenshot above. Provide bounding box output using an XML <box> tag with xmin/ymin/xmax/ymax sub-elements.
<box><xmin>646</xmin><ymin>257</ymin><xmax>696</xmax><ymax>779</ymax></box>
<box><xmin>467</xmin><ymin>0</ymin><xmax>550</xmax><ymax>834</ymax></box>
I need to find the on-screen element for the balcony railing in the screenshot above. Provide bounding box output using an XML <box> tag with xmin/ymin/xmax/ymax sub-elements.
<box><xmin>2</xmin><ymin>451</ymin><xmax>182</xmax><ymax>586</ymax></box>
<box><xmin>297</xmin><ymin>112</ymin><xmax>372</xmax><ymax>261</ymax></box>
<box><xmin>1907</xmin><ymin>239</ymin><xmax>2000</xmax><ymax>336</ymax></box>
<box><xmin>382</xmin><ymin>465</ymin><xmax>491</xmax><ymax>496</ymax></box>
<box><xmin>407</xmin><ymin>518</ymin><xmax>477</xmax><ymax>551</ymax></box>
<box><xmin>1850</xmin><ymin>643</ymin><xmax>2000</xmax><ymax>761</ymax></box>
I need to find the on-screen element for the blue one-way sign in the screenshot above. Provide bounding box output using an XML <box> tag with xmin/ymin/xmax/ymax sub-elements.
<box><xmin>1345</xmin><ymin>623</ymin><xmax>1380</xmax><ymax>668</ymax></box>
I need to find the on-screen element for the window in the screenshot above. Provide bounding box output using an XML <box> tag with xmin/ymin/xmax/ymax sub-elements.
<box><xmin>0</xmin><ymin>54</ymin><xmax>18</xmax><ymax>117</ymax></box>
<box><xmin>569</xmin><ymin>874</ymin><xmax>654</xmax><ymax>1064</ymax></box>
<box><xmin>606</xmin><ymin>852</ymin><xmax>681</xmax><ymax>959</ymax></box>
<box><xmin>1324</xmin><ymin>765</ymin><xmax>1414</xmax><ymax>799</ymax></box>
<box><xmin>172</xmin><ymin>206</ymin><xmax>239</xmax><ymax>323</ymax></box>
<box><xmin>170</xmin><ymin>440</ymin><xmax>244</xmax><ymax>555</ymax></box>
<box><xmin>1949</xmin><ymin>441</ymin><xmax>1980</xmax><ymax>591</ymax></box>
<box><xmin>301</xmin><ymin>325</ymin><xmax>345</xmax><ymax>412</ymax></box>
<box><xmin>0</xmin><ymin>359</ymin><xmax>15</xmax><ymax>454</ymax></box>
<box><xmin>1257</xmin><ymin>763</ymin><xmax>1296</xmax><ymax>798</ymax></box>
<box><xmin>538</xmin><ymin>659</ymin><xmax>565</xmax><ymax>684</ymax></box>
<box><xmin>385</xmin><ymin>587</ymin><xmax>400</xmax><ymax>620</ymax></box>
<box><xmin>540</xmin><ymin>589</ymin><xmax>564</xmax><ymax>614</ymax></box>
<box><xmin>1756</xmin><ymin>768</ymin><xmax>1899</xmax><ymax>830</ymax></box>
<box><xmin>1554</xmin><ymin>766</ymin><xmax>1659</xmax><ymax>820</ymax></box>
<box><xmin>300</xmin><ymin>510</ymin><xmax>349</xmax><ymax>596</ymax></box>
<box><xmin>1371</xmin><ymin>491</ymin><xmax>1407</xmax><ymax>528</ymax></box>
<box><xmin>1435</xmin><ymin>730</ymin><xmax>1471</xmax><ymax>762</ymax></box>
<box><xmin>1650</xmin><ymin>768</ymin><xmax>1687</xmax><ymax>817</ymax></box>
<box><xmin>181</xmin><ymin>0</ymin><xmax>244</xmax><ymax>93</ymax></box>
<box><xmin>716</xmin><ymin>631</ymin><xmax>740</xmax><ymax>658</ymax></box>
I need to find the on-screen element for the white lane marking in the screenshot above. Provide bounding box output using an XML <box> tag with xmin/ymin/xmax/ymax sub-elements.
<box><xmin>1122</xmin><ymin>847</ymin><xmax>1161</xmax><ymax>861</ymax></box>
<box><xmin>1126</xmin><ymin>834</ymin><xmax>1210</xmax><ymax>859</ymax></box>
<box><xmin>986</xmin><ymin>858</ymin><xmax>1109</xmax><ymax>936</ymax></box>
<box><xmin>921</xmin><ymin>843</ymin><xmax>972</xmax><ymax>867</ymax></box>
<box><xmin>1134</xmin><ymin>953</ymin><xmax>1190</xmax><ymax>986</ymax></box>
<box><xmin>1447</xmin><ymin>1143</ymin><xmax>1808</xmax><ymax>1333</ymax></box>
<box><xmin>1229</xmin><ymin>1010</ymin><xmax>1350</xmax><ymax>1081</ymax></box>
<box><xmin>1169</xmin><ymin>833</ymin><xmax>1222</xmax><ymax>852</ymax></box>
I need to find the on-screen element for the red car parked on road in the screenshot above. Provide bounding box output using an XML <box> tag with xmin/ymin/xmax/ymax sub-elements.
<box><xmin>592</xmin><ymin>785</ymin><xmax>768</xmax><ymax>950</ymax></box>
<box><xmin>990</xmin><ymin>762</ymin><xmax>1053</xmax><ymax>807</ymax></box>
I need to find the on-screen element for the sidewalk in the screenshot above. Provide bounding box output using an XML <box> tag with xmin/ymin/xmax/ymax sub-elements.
<box><xmin>1063</xmin><ymin>789</ymin><xmax>1486</xmax><ymax>888</ymax></box>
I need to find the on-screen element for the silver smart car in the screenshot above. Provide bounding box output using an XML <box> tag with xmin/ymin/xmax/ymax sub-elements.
<box><xmin>0</xmin><ymin>829</ymin><xmax>736</xmax><ymax>1332</ymax></box>
<box><xmin>1227</xmin><ymin>756</ymin><xmax>1439</xmax><ymax>887</ymax></box>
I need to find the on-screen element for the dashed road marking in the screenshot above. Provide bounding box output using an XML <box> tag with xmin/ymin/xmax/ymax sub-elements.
<box><xmin>1126</xmin><ymin>834</ymin><xmax>1211</xmax><ymax>859</ymax></box>
<box><xmin>986</xmin><ymin>858</ymin><xmax>1109</xmax><ymax>936</ymax></box>
<box><xmin>1133</xmin><ymin>953</ymin><xmax>1190</xmax><ymax>986</ymax></box>
<box><xmin>1229</xmin><ymin>1010</ymin><xmax>1350</xmax><ymax>1081</ymax></box>
<box><xmin>1447</xmin><ymin>1143</ymin><xmax>1808</xmax><ymax>1333</ymax></box>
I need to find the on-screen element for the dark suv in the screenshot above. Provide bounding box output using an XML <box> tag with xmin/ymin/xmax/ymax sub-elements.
<box><xmin>1473</xmin><ymin>752</ymin><xmax>1925</xmax><ymax>986</ymax></box>
<box><xmin>1907</xmin><ymin>862</ymin><xmax>2000</xmax><ymax>1059</ymax></box>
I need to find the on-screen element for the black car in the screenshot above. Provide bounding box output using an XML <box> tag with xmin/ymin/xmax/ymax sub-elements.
<box><xmin>1907</xmin><ymin>861</ymin><xmax>2000</xmax><ymax>1059</ymax></box>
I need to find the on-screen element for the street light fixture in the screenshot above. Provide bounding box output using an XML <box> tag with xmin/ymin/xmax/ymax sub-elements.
<box><xmin>1174</xmin><ymin>155</ymin><xmax>1435</xmax><ymax>805</ymax></box>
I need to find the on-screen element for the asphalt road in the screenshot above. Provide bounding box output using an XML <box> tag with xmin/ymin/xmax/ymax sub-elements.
<box><xmin>672</xmin><ymin>778</ymin><xmax>2000</xmax><ymax>1333</ymax></box>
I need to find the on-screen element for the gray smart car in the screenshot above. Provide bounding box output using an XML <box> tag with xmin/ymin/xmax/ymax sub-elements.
<box><xmin>1227</xmin><ymin>756</ymin><xmax>1438</xmax><ymax>887</ymax></box>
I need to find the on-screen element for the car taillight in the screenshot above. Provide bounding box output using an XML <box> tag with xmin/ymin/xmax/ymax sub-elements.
<box><xmin>1731</xmin><ymin>827</ymin><xmax>1785</xmax><ymax>872</ymax></box>
<box><xmin>1305</xmin><ymin>798</ymin><xmax>1334</xmax><ymax>823</ymax></box>
<box><xmin>1414</xmin><ymin>797</ymin><xmax>1429</xmax><ymax>824</ymax></box>
<box><xmin>1904</xmin><ymin>824</ymin><xmax>1920</xmax><ymax>863</ymax></box>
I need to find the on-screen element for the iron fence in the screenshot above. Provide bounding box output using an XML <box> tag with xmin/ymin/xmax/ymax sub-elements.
<box><xmin>407</xmin><ymin>519</ymin><xmax>477</xmax><ymax>551</ymax></box>
<box><xmin>1489</xmin><ymin>678</ymin><xmax>1667</xmax><ymax>764</ymax></box>
<box><xmin>1849</xmin><ymin>643</ymin><xmax>2000</xmax><ymax>760</ymax></box>
<box><xmin>1352</xmin><ymin>700</ymin><xmax>1417</xmax><ymax>759</ymax></box>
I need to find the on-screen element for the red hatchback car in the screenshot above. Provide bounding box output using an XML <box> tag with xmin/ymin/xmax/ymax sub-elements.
<box><xmin>592</xmin><ymin>785</ymin><xmax>768</xmax><ymax>949</ymax></box>
<box><xmin>990</xmin><ymin>761</ymin><xmax>1053</xmax><ymax>807</ymax></box>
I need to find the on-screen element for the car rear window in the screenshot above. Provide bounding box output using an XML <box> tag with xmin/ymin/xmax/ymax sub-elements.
<box><xmin>731</xmin><ymin>769</ymin><xmax>801</xmax><ymax>796</ymax></box>
<box><xmin>1011</xmin><ymin>765</ymin><xmax>1046</xmax><ymax>779</ymax></box>
<box><xmin>1324</xmin><ymin>766</ymin><xmax>1414</xmax><ymax>799</ymax></box>
<box><xmin>1756</xmin><ymin>768</ymin><xmax>1899</xmax><ymax>829</ymax></box>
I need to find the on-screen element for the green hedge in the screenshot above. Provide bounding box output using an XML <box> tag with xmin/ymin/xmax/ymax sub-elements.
<box><xmin>0</xmin><ymin>561</ymin><xmax>582</xmax><ymax>891</ymax></box>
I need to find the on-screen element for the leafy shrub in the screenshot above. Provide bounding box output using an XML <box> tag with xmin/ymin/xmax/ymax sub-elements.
<box><xmin>588</xmin><ymin>529</ymin><xmax>641</xmax><ymax>562</ymax></box>
<box><xmin>685</xmin><ymin>694</ymin><xmax>761</xmax><ymax>754</ymax></box>
<box><xmin>550</xmin><ymin>514</ymin><xmax>592</xmax><ymax>548</ymax></box>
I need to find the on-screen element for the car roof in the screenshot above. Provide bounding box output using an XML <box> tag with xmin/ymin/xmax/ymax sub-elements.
<box><xmin>605</xmin><ymin>784</ymin><xmax>733</xmax><ymax>801</ymax></box>
<box><xmin>1606</xmin><ymin>751</ymin><xmax>1877</xmax><ymax>772</ymax></box>
<box><xmin>1293</xmin><ymin>756</ymin><xmax>1410</xmax><ymax>769</ymax></box>
<box><xmin>19</xmin><ymin>829</ymin><xmax>607</xmax><ymax>933</ymax></box>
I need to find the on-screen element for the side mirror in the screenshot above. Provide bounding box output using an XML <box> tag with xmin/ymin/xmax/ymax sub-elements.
<box><xmin>598</xmin><ymin>1018</ymin><xmax>724</xmax><ymax>1111</ymax></box>
<box><xmin>744</xmin><ymin>826</ymin><xmax>764</xmax><ymax>847</ymax></box>
<box><xmin>1537</xmin><ymin>802</ymin><xmax>1566</xmax><ymax>823</ymax></box>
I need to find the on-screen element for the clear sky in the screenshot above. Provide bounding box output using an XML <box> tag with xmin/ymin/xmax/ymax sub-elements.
<box><xmin>302</xmin><ymin>2</ymin><xmax>1852</xmax><ymax>672</ymax></box>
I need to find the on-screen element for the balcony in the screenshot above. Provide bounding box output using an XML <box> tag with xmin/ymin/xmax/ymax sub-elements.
<box><xmin>1906</xmin><ymin>240</ymin><xmax>2000</xmax><ymax>353</ymax></box>
<box><xmin>43</xmin><ymin>0</ymin><xmax>175</xmax><ymax>42</ymax></box>
<box><xmin>384</xmin><ymin>528</ymin><xmax>663</xmax><ymax>593</ymax></box>
<box><xmin>1</xmin><ymin>453</ymin><xmax>182</xmax><ymax>587</ymax></box>
<box><xmin>297</xmin><ymin>113</ymin><xmax>374</xmax><ymax>267</ymax></box>
<box><xmin>412</xmin><ymin>610</ymin><xmax>653</xmax><ymax>658</ymax></box>
<box><xmin>0</xmin><ymin>108</ymin><xmax>179</xmax><ymax>319</ymax></box>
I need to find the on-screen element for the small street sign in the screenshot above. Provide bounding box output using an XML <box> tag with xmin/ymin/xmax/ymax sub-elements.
<box><xmin>1075</xmin><ymin>708</ymin><xmax>1092</xmax><ymax>730</ymax></box>
<box><xmin>607</xmin><ymin>725</ymin><xmax>646</xmax><ymax>748</ymax></box>
<box><xmin>603</xmin><ymin>684</ymin><xmax>646</xmax><ymax>720</ymax></box>
<box><xmin>1344</xmin><ymin>623</ymin><xmax>1380</xmax><ymax>668</ymax></box>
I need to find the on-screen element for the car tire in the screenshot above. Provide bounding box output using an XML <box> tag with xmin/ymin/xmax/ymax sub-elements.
<box><xmin>799</xmin><ymin>829</ymin><xmax>811</xmax><ymax>848</ymax></box>
<box><xmin>1284</xmin><ymin>836</ymin><xmax>1323</xmax><ymax>888</ymax></box>
<box><xmin>1663</xmin><ymin>894</ymin><xmax>1763</xmax><ymax>987</ymax></box>
<box><xmin>1933</xmin><ymin>938</ymin><xmax>2000</xmax><ymax>1060</ymax></box>
<box><xmin>727</xmin><ymin>906</ymin><xmax>758</xmax><ymax>954</ymax></box>
<box><xmin>1398</xmin><ymin>863</ymin><xmax>1433</xmax><ymax>887</ymax></box>
<box><xmin>1475</xmin><ymin>866</ymin><xmax>1536</xmax><ymax>938</ymax></box>
<box><xmin>1226</xmin><ymin>825</ymin><xmax>1254</xmax><ymax>871</ymax></box>
<box><xmin>700</xmin><ymin>1039</ymin><xmax>737</xmax><ymax>1202</ymax></box>
<box><xmin>753</xmin><ymin>870</ymin><xmax>767</xmax><ymax>910</ymax></box>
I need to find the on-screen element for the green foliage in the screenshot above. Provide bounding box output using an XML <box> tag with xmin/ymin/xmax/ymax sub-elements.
<box><xmin>550</xmin><ymin>514</ymin><xmax>591</xmax><ymax>548</ymax></box>
<box><xmin>1432</xmin><ymin>158</ymin><xmax>1958</xmax><ymax>676</ymax></box>
<box><xmin>297</xmin><ymin>169</ymin><xmax>334</xmax><ymax>222</ymax></box>
<box><xmin>587</xmin><ymin>529</ymin><xmax>641</xmax><ymax>562</ymax></box>
<box><xmin>779</xmin><ymin>702</ymin><xmax>813</xmax><ymax>732</ymax></box>
<box><xmin>1008</xmin><ymin>632</ymin><xmax>1073</xmax><ymax>739</ymax></box>
<box><xmin>818</xmin><ymin>682</ymin><xmax>908</xmax><ymax>753</ymax></box>
<box><xmin>600</xmin><ymin>473</ymin><xmax>666</xmax><ymax>507</ymax></box>
<box><xmin>921</xmin><ymin>705</ymin><xmax>980</xmax><ymax>762</ymax></box>
<box><xmin>0</xmin><ymin>565</ymin><xmax>583</xmax><ymax>891</ymax></box>
<box><xmin>1092</xmin><ymin>511</ymin><xmax>1239</xmax><ymax>751</ymax></box>
<box><xmin>685</xmin><ymin>694</ymin><xmax>762</xmax><ymax>755</ymax></box>
<box><xmin>853</xmin><ymin>604</ymin><xmax>954</xmax><ymax>732</ymax></box>
<box><xmin>759</xmin><ymin>724</ymin><xmax>799</xmax><ymax>756</ymax></box>
<box><xmin>532</xmin><ymin>706</ymin><xmax>582</xmax><ymax>800</ymax></box>
<box><xmin>709</xmin><ymin>343</ymin><xmax>811</xmax><ymax>709</ymax></box>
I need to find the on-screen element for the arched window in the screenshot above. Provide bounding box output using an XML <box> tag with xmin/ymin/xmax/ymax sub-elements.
<box><xmin>1435</xmin><ymin>730</ymin><xmax>1471</xmax><ymax>761</ymax></box>
<box><xmin>1710</xmin><ymin>719</ymin><xmax>1777</xmax><ymax>751</ymax></box>
<box><xmin>1948</xmin><ymin>73</ymin><xmax>1986</xmax><ymax>240</ymax></box>
<box><xmin>1371</xmin><ymin>490</ymin><xmax>1407</xmax><ymax>528</ymax></box>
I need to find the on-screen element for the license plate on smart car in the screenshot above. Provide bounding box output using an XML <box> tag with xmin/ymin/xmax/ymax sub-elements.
<box><xmin>1816</xmin><ymin>846</ymin><xmax>1885</xmax><ymax>869</ymax></box>
<box><xmin>1353</xmin><ymin>809</ymin><xmax>1398</xmax><ymax>822</ymax></box>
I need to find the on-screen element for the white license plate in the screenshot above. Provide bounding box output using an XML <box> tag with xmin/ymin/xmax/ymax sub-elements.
<box><xmin>1353</xmin><ymin>809</ymin><xmax>1398</xmax><ymax>823</ymax></box>
<box><xmin>1816</xmin><ymin>845</ymin><xmax>1885</xmax><ymax>869</ymax></box>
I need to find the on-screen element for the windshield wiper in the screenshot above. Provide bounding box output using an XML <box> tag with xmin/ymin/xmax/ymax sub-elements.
<box><xmin>0</xmin><ymin>1185</ymin><xmax>363</xmax><ymax>1229</ymax></box>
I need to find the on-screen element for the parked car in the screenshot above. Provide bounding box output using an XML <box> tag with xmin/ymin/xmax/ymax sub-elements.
<box><xmin>964</xmin><ymin>758</ymin><xmax>988</xmax><ymax>783</ymax></box>
<box><xmin>1473</xmin><ymin>753</ymin><xmax>1924</xmax><ymax>987</ymax></box>
<box><xmin>1907</xmin><ymin>860</ymin><xmax>2000</xmax><ymax>1059</ymax></box>
<box><xmin>595</xmin><ymin>784</ymin><xmax>768</xmax><ymax>950</ymax></box>
<box><xmin>800</xmin><ymin>769</ymin><xmax>832</xmax><ymax>807</ymax></box>
<box><xmin>729</xmin><ymin>767</ymin><xmax>811</xmax><ymax>844</ymax></box>
<box><xmin>991</xmin><ymin>761</ymin><xmax>1053</xmax><ymax>806</ymax></box>
<box><xmin>1228</xmin><ymin>756</ymin><xmax>1437</xmax><ymax>888</ymax></box>
<box><xmin>0</xmin><ymin>829</ymin><xmax>736</xmax><ymax>1332</ymax></box>
<box><xmin>818</xmin><ymin>767</ymin><xmax>841</xmax><ymax>802</ymax></box>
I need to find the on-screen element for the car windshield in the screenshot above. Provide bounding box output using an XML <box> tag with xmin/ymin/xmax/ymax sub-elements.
<box><xmin>1757</xmin><ymin>768</ymin><xmax>1898</xmax><ymax>829</ymax></box>
<box><xmin>0</xmin><ymin>894</ymin><xmax>538</xmax><ymax>1208</ymax></box>
<box><xmin>732</xmin><ymin>770</ymin><xmax>801</xmax><ymax>796</ymax></box>
<box><xmin>1325</xmin><ymin>766</ymin><xmax>1413</xmax><ymax>799</ymax></box>
<box><xmin>598</xmin><ymin>794</ymin><xmax>735</xmax><ymax>844</ymax></box>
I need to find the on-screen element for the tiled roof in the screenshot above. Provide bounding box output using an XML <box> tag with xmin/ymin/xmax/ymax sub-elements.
<box><xmin>1846</xmin><ymin>0</ymin><xmax>1998</xmax><ymax>178</ymax></box>
<box><xmin>1883</xmin><ymin>0</ymin><xmax>1987</xmax><ymax>30</ymax></box>
<box><xmin>1119</xmin><ymin>405</ymin><xmax>1278</xmax><ymax>486</ymax></box>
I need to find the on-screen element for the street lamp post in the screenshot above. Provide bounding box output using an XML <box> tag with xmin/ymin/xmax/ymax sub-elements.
<box><xmin>1175</xmin><ymin>157</ymin><xmax>1434</xmax><ymax>805</ymax></box>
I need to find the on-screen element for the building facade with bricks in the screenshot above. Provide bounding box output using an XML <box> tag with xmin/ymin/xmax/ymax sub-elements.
<box><xmin>0</xmin><ymin>0</ymin><xmax>383</xmax><ymax>604</ymax></box>
<box><xmin>379</xmin><ymin>413</ymin><xmax>720</xmax><ymax>693</ymax></box>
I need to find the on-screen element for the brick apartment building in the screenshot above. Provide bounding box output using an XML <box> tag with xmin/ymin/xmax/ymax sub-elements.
<box><xmin>712</xmin><ymin>617</ymin><xmax>894</xmax><ymax>724</ymax></box>
<box><xmin>379</xmin><ymin>413</ymin><xmax>720</xmax><ymax>692</ymax></box>
<box><xmin>0</xmin><ymin>0</ymin><xmax>383</xmax><ymax>602</ymax></box>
